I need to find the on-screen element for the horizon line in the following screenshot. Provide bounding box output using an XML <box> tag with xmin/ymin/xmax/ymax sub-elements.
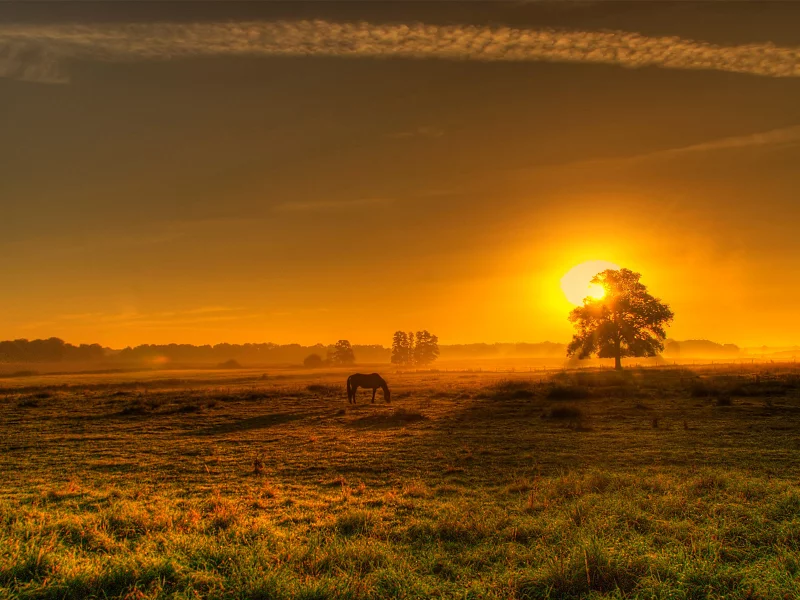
<box><xmin>3</xmin><ymin>336</ymin><xmax>797</xmax><ymax>352</ymax></box>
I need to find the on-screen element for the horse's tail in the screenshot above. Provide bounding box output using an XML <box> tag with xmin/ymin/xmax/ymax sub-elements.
<box><xmin>346</xmin><ymin>375</ymin><xmax>353</xmax><ymax>402</ymax></box>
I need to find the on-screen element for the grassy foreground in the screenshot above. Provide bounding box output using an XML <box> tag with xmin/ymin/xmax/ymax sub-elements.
<box><xmin>1</xmin><ymin>366</ymin><xmax>799</xmax><ymax>599</ymax></box>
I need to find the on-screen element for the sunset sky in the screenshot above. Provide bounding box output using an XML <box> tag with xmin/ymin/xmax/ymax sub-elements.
<box><xmin>2</xmin><ymin>2</ymin><xmax>800</xmax><ymax>348</ymax></box>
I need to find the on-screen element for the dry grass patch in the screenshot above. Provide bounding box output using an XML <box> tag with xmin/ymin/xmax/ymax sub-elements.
<box><xmin>1</xmin><ymin>365</ymin><xmax>800</xmax><ymax>599</ymax></box>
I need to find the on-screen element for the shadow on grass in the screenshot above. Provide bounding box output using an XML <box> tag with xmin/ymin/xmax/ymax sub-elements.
<box><xmin>195</xmin><ymin>412</ymin><xmax>305</xmax><ymax>435</ymax></box>
<box><xmin>348</xmin><ymin>409</ymin><xmax>426</xmax><ymax>430</ymax></box>
<box><xmin>87</xmin><ymin>461</ymin><xmax>137</xmax><ymax>473</ymax></box>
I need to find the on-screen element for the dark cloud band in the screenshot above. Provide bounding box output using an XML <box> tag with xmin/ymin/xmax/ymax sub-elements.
<box><xmin>1</xmin><ymin>19</ymin><xmax>799</xmax><ymax>83</ymax></box>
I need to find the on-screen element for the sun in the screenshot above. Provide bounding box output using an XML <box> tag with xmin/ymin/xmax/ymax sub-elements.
<box><xmin>560</xmin><ymin>260</ymin><xmax>620</xmax><ymax>306</ymax></box>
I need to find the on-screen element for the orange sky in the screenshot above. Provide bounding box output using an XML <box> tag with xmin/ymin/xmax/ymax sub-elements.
<box><xmin>1</xmin><ymin>3</ymin><xmax>799</xmax><ymax>349</ymax></box>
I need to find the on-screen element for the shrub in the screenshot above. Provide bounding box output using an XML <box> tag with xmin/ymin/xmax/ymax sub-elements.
<box><xmin>403</xmin><ymin>481</ymin><xmax>430</xmax><ymax>498</ymax></box>
<box><xmin>204</xmin><ymin>496</ymin><xmax>241</xmax><ymax>532</ymax></box>
<box><xmin>307</xmin><ymin>383</ymin><xmax>340</xmax><ymax>395</ymax></box>
<box><xmin>573</xmin><ymin>371</ymin><xmax>629</xmax><ymax>388</ymax></box>
<box><xmin>689</xmin><ymin>379</ymin><xmax>713</xmax><ymax>397</ymax></box>
<box><xmin>217</xmin><ymin>359</ymin><xmax>242</xmax><ymax>369</ymax></box>
<box><xmin>547</xmin><ymin>406</ymin><xmax>583</xmax><ymax>419</ymax></box>
<box><xmin>335</xmin><ymin>510</ymin><xmax>375</xmax><ymax>536</ymax></box>
<box><xmin>486</xmin><ymin>380</ymin><xmax>538</xmax><ymax>400</ymax></box>
<box><xmin>303</xmin><ymin>353</ymin><xmax>324</xmax><ymax>368</ymax></box>
<box><xmin>517</xmin><ymin>538</ymin><xmax>649</xmax><ymax>597</ymax></box>
<box><xmin>393</xmin><ymin>408</ymin><xmax>425</xmax><ymax>422</ymax></box>
<box><xmin>253</xmin><ymin>454</ymin><xmax>265</xmax><ymax>475</ymax></box>
<box><xmin>119</xmin><ymin>402</ymin><xmax>149</xmax><ymax>416</ymax></box>
<box><xmin>547</xmin><ymin>385</ymin><xmax>590</xmax><ymax>400</ymax></box>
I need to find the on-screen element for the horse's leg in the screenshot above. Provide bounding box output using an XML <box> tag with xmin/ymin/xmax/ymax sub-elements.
<box><xmin>352</xmin><ymin>386</ymin><xmax>357</xmax><ymax>404</ymax></box>
<box><xmin>371</xmin><ymin>388</ymin><xmax>376</xmax><ymax>403</ymax></box>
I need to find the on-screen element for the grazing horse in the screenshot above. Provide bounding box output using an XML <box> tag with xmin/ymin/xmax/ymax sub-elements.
<box><xmin>346</xmin><ymin>373</ymin><xmax>390</xmax><ymax>404</ymax></box>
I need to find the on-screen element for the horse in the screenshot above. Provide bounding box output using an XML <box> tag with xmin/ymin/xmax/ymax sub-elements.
<box><xmin>346</xmin><ymin>373</ymin><xmax>390</xmax><ymax>404</ymax></box>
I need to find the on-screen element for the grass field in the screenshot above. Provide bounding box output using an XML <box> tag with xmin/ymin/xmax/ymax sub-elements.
<box><xmin>1</xmin><ymin>365</ymin><xmax>799</xmax><ymax>599</ymax></box>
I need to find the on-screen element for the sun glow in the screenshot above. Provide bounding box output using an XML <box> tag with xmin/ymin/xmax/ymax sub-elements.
<box><xmin>560</xmin><ymin>260</ymin><xmax>620</xmax><ymax>306</ymax></box>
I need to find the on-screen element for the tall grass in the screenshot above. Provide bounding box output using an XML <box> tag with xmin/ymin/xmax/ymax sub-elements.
<box><xmin>1</xmin><ymin>366</ymin><xmax>799</xmax><ymax>598</ymax></box>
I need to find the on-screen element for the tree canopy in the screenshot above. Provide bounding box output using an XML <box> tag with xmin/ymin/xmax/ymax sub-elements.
<box><xmin>414</xmin><ymin>330</ymin><xmax>440</xmax><ymax>366</ymax></box>
<box><xmin>567</xmin><ymin>268</ymin><xmax>674</xmax><ymax>370</ymax></box>
<box><xmin>303</xmin><ymin>353</ymin><xmax>324</xmax><ymax>368</ymax></box>
<box><xmin>328</xmin><ymin>340</ymin><xmax>356</xmax><ymax>366</ymax></box>
<box><xmin>391</xmin><ymin>330</ymin><xmax>440</xmax><ymax>367</ymax></box>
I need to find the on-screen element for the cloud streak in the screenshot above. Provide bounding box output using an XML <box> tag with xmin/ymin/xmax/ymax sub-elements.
<box><xmin>603</xmin><ymin>124</ymin><xmax>800</xmax><ymax>166</ymax></box>
<box><xmin>0</xmin><ymin>40</ymin><xmax>67</xmax><ymax>83</ymax></box>
<box><xmin>512</xmin><ymin>124</ymin><xmax>800</xmax><ymax>175</ymax></box>
<box><xmin>657</xmin><ymin>125</ymin><xmax>800</xmax><ymax>156</ymax></box>
<box><xmin>1</xmin><ymin>19</ymin><xmax>799</xmax><ymax>83</ymax></box>
<box><xmin>54</xmin><ymin>306</ymin><xmax>257</xmax><ymax>328</ymax></box>
<box><xmin>273</xmin><ymin>197</ymin><xmax>391</xmax><ymax>212</ymax></box>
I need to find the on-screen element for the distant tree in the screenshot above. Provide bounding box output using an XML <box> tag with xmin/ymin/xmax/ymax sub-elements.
<box><xmin>329</xmin><ymin>340</ymin><xmax>356</xmax><ymax>366</ymax></box>
<box><xmin>567</xmin><ymin>268</ymin><xmax>674</xmax><ymax>370</ymax></box>
<box><xmin>217</xmin><ymin>359</ymin><xmax>242</xmax><ymax>369</ymax></box>
<box><xmin>663</xmin><ymin>340</ymin><xmax>681</xmax><ymax>357</ymax></box>
<box><xmin>0</xmin><ymin>337</ymin><xmax>108</xmax><ymax>363</ymax></box>
<box><xmin>406</xmin><ymin>331</ymin><xmax>416</xmax><ymax>365</ymax></box>
<box><xmin>391</xmin><ymin>331</ymin><xmax>411</xmax><ymax>366</ymax></box>
<box><xmin>303</xmin><ymin>353</ymin><xmax>324</xmax><ymax>369</ymax></box>
<box><xmin>413</xmin><ymin>330</ymin><xmax>440</xmax><ymax>366</ymax></box>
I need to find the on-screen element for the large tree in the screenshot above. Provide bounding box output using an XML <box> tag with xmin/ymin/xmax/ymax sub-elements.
<box><xmin>567</xmin><ymin>268</ymin><xmax>673</xmax><ymax>370</ymax></box>
<box><xmin>389</xmin><ymin>330</ymin><xmax>440</xmax><ymax>367</ymax></box>
<box><xmin>391</xmin><ymin>331</ymin><xmax>410</xmax><ymax>366</ymax></box>
<box><xmin>414</xmin><ymin>330</ymin><xmax>440</xmax><ymax>366</ymax></box>
<box><xmin>328</xmin><ymin>340</ymin><xmax>356</xmax><ymax>366</ymax></box>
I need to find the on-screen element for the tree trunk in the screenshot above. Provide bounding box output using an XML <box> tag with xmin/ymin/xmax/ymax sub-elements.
<box><xmin>613</xmin><ymin>307</ymin><xmax>622</xmax><ymax>370</ymax></box>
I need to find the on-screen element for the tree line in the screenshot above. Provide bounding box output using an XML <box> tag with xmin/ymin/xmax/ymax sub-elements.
<box><xmin>0</xmin><ymin>338</ymin><xmax>104</xmax><ymax>363</ymax></box>
<box><xmin>0</xmin><ymin>339</ymin><xmax>390</xmax><ymax>365</ymax></box>
<box><xmin>0</xmin><ymin>334</ymin><xmax>440</xmax><ymax>367</ymax></box>
<box><xmin>390</xmin><ymin>330</ymin><xmax>440</xmax><ymax>366</ymax></box>
<box><xmin>302</xmin><ymin>331</ymin><xmax>441</xmax><ymax>369</ymax></box>
<box><xmin>303</xmin><ymin>339</ymin><xmax>357</xmax><ymax>368</ymax></box>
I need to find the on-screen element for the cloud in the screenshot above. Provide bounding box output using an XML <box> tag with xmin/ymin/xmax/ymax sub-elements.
<box><xmin>599</xmin><ymin>124</ymin><xmax>800</xmax><ymax>167</ymax></box>
<box><xmin>0</xmin><ymin>40</ymin><xmax>68</xmax><ymax>83</ymax></box>
<box><xmin>522</xmin><ymin>123</ymin><xmax>800</xmax><ymax>174</ymax></box>
<box><xmin>655</xmin><ymin>125</ymin><xmax>800</xmax><ymax>156</ymax></box>
<box><xmin>54</xmin><ymin>307</ymin><xmax>256</xmax><ymax>328</ymax></box>
<box><xmin>1</xmin><ymin>19</ymin><xmax>798</xmax><ymax>84</ymax></box>
<box><xmin>388</xmin><ymin>126</ymin><xmax>445</xmax><ymax>139</ymax></box>
<box><xmin>273</xmin><ymin>197</ymin><xmax>391</xmax><ymax>212</ymax></box>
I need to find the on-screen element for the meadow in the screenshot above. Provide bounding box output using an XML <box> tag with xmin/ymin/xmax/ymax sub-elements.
<box><xmin>1</xmin><ymin>364</ymin><xmax>799</xmax><ymax>599</ymax></box>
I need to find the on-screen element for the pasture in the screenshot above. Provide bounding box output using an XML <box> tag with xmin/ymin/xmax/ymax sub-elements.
<box><xmin>1</xmin><ymin>365</ymin><xmax>799</xmax><ymax>599</ymax></box>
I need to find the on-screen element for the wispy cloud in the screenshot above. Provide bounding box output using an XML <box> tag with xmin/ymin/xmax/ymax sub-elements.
<box><xmin>388</xmin><ymin>126</ymin><xmax>445</xmax><ymax>140</ymax></box>
<box><xmin>510</xmin><ymin>124</ymin><xmax>800</xmax><ymax>176</ymax></box>
<box><xmin>54</xmin><ymin>307</ymin><xmax>258</xmax><ymax>328</ymax></box>
<box><xmin>654</xmin><ymin>125</ymin><xmax>800</xmax><ymax>157</ymax></box>
<box><xmin>597</xmin><ymin>124</ymin><xmax>800</xmax><ymax>167</ymax></box>
<box><xmin>273</xmin><ymin>197</ymin><xmax>391</xmax><ymax>212</ymax></box>
<box><xmin>1</xmin><ymin>19</ymin><xmax>798</xmax><ymax>84</ymax></box>
<box><xmin>0</xmin><ymin>40</ymin><xmax>67</xmax><ymax>83</ymax></box>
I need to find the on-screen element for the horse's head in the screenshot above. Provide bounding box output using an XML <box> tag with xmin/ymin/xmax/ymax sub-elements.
<box><xmin>383</xmin><ymin>385</ymin><xmax>391</xmax><ymax>403</ymax></box>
